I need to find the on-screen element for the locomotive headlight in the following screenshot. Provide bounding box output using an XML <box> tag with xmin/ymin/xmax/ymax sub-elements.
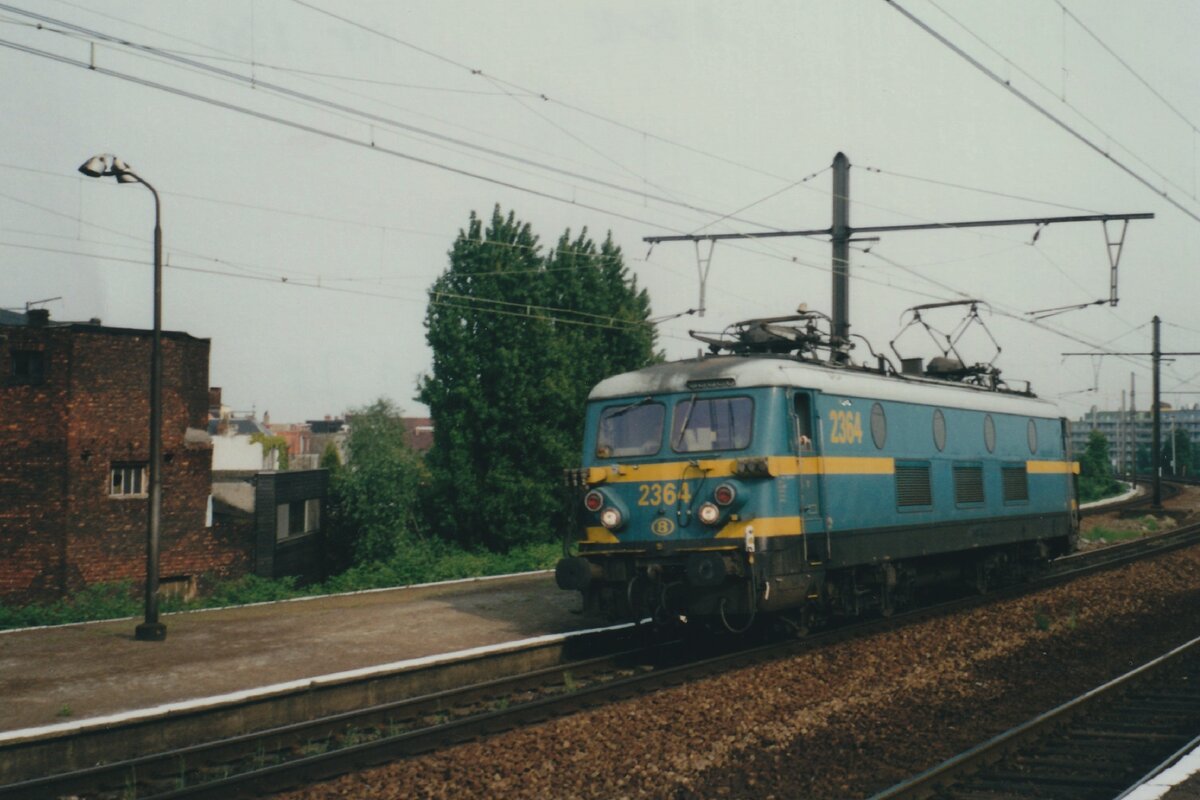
<box><xmin>713</xmin><ymin>483</ymin><xmax>737</xmax><ymax>506</ymax></box>
<box><xmin>599</xmin><ymin>506</ymin><xmax>624</xmax><ymax>530</ymax></box>
<box><xmin>697</xmin><ymin>502</ymin><xmax>721</xmax><ymax>526</ymax></box>
<box><xmin>583</xmin><ymin>490</ymin><xmax>605</xmax><ymax>513</ymax></box>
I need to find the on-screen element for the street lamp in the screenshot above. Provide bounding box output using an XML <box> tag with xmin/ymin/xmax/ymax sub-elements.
<box><xmin>79</xmin><ymin>154</ymin><xmax>167</xmax><ymax>642</ymax></box>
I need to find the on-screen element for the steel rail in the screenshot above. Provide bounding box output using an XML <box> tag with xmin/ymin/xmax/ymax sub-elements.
<box><xmin>7</xmin><ymin>518</ymin><xmax>1200</xmax><ymax>799</ymax></box>
<box><xmin>868</xmin><ymin>632</ymin><xmax>1200</xmax><ymax>799</ymax></box>
<box><xmin>0</xmin><ymin>629</ymin><xmax>657</xmax><ymax>800</ymax></box>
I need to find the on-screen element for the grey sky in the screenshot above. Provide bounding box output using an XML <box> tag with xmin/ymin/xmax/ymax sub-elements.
<box><xmin>3</xmin><ymin>1</ymin><xmax>1198</xmax><ymax>422</ymax></box>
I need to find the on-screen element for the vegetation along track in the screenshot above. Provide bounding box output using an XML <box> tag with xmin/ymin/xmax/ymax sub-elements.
<box><xmin>869</xmin><ymin>632</ymin><xmax>1200</xmax><ymax>800</ymax></box>
<box><xmin>1079</xmin><ymin>477</ymin><xmax>1182</xmax><ymax>518</ymax></box>
<box><xmin>8</xmin><ymin>519</ymin><xmax>1200</xmax><ymax>800</ymax></box>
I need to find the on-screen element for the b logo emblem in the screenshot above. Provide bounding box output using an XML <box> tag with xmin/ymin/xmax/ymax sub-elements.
<box><xmin>651</xmin><ymin>517</ymin><xmax>675</xmax><ymax>537</ymax></box>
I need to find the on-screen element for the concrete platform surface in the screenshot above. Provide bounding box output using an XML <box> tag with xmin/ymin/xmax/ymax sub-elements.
<box><xmin>1125</xmin><ymin>740</ymin><xmax>1200</xmax><ymax>800</ymax></box>
<box><xmin>0</xmin><ymin>572</ymin><xmax>587</xmax><ymax>732</ymax></box>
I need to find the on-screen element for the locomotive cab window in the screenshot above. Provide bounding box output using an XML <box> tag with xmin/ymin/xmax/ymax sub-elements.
<box><xmin>596</xmin><ymin>400</ymin><xmax>664</xmax><ymax>458</ymax></box>
<box><xmin>672</xmin><ymin>396</ymin><xmax>753</xmax><ymax>453</ymax></box>
<box><xmin>793</xmin><ymin>393</ymin><xmax>814</xmax><ymax>451</ymax></box>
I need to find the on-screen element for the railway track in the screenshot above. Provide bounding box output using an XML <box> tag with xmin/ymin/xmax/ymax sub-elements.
<box><xmin>869</xmin><ymin>633</ymin><xmax>1200</xmax><ymax>800</ymax></box>
<box><xmin>7</xmin><ymin>520</ymin><xmax>1200</xmax><ymax>800</ymax></box>
<box><xmin>1079</xmin><ymin>478</ymin><xmax>1183</xmax><ymax>518</ymax></box>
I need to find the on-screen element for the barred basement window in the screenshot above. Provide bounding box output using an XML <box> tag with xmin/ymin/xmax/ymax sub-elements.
<box><xmin>109</xmin><ymin>463</ymin><xmax>148</xmax><ymax>497</ymax></box>
<box><xmin>896</xmin><ymin>462</ymin><xmax>933</xmax><ymax>508</ymax></box>
<box><xmin>1002</xmin><ymin>464</ymin><xmax>1029</xmax><ymax>503</ymax></box>
<box><xmin>953</xmin><ymin>463</ymin><xmax>985</xmax><ymax>505</ymax></box>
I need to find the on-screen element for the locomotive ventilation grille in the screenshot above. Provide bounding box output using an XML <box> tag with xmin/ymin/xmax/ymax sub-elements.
<box><xmin>895</xmin><ymin>463</ymin><xmax>933</xmax><ymax>507</ymax></box>
<box><xmin>1002</xmin><ymin>465</ymin><xmax>1030</xmax><ymax>502</ymax></box>
<box><xmin>953</xmin><ymin>464</ymin><xmax>985</xmax><ymax>505</ymax></box>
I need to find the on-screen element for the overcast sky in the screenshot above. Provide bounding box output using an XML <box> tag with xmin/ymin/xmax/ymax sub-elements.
<box><xmin>3</xmin><ymin>1</ymin><xmax>1198</xmax><ymax>423</ymax></box>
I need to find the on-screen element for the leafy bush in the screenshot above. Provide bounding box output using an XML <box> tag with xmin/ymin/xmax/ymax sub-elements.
<box><xmin>1078</xmin><ymin>430</ymin><xmax>1120</xmax><ymax>502</ymax></box>
<box><xmin>0</xmin><ymin>541</ymin><xmax>560</xmax><ymax>630</ymax></box>
<box><xmin>326</xmin><ymin>398</ymin><xmax>428</xmax><ymax>568</ymax></box>
<box><xmin>319</xmin><ymin>539</ymin><xmax>559</xmax><ymax>593</ymax></box>
<box><xmin>0</xmin><ymin>581</ymin><xmax>141</xmax><ymax>629</ymax></box>
<box><xmin>201</xmin><ymin>574</ymin><xmax>303</xmax><ymax>606</ymax></box>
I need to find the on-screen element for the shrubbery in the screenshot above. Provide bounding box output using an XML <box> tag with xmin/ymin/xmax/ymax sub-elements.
<box><xmin>0</xmin><ymin>542</ymin><xmax>560</xmax><ymax>630</ymax></box>
<box><xmin>1078</xmin><ymin>430</ymin><xmax>1121</xmax><ymax>503</ymax></box>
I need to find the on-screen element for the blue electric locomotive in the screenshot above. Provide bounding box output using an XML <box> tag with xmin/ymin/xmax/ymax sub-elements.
<box><xmin>556</xmin><ymin>315</ymin><xmax>1078</xmax><ymax>631</ymax></box>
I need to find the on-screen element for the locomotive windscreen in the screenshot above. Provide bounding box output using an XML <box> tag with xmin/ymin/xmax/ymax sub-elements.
<box><xmin>596</xmin><ymin>401</ymin><xmax>664</xmax><ymax>458</ymax></box>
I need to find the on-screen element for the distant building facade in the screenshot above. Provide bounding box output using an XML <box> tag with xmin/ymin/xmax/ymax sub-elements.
<box><xmin>0</xmin><ymin>310</ymin><xmax>250</xmax><ymax>603</ymax></box>
<box><xmin>402</xmin><ymin>417</ymin><xmax>434</xmax><ymax>453</ymax></box>
<box><xmin>1071</xmin><ymin>404</ymin><xmax>1200</xmax><ymax>473</ymax></box>
<box><xmin>208</xmin><ymin>413</ymin><xmax>280</xmax><ymax>471</ymax></box>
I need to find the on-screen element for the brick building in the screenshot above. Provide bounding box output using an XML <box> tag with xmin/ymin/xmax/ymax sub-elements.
<box><xmin>0</xmin><ymin>309</ymin><xmax>251</xmax><ymax>603</ymax></box>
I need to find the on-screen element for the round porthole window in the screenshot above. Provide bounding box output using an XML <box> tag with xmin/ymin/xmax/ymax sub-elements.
<box><xmin>871</xmin><ymin>402</ymin><xmax>887</xmax><ymax>449</ymax></box>
<box><xmin>932</xmin><ymin>408</ymin><xmax>947</xmax><ymax>452</ymax></box>
<box><xmin>1027</xmin><ymin>419</ymin><xmax>1038</xmax><ymax>454</ymax></box>
<box><xmin>984</xmin><ymin>414</ymin><xmax>996</xmax><ymax>453</ymax></box>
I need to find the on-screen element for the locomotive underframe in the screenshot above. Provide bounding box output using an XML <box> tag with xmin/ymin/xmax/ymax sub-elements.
<box><xmin>562</xmin><ymin>511</ymin><xmax>1076</xmax><ymax>629</ymax></box>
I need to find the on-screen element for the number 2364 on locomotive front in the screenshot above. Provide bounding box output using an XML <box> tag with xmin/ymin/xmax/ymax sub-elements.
<box><xmin>556</xmin><ymin>340</ymin><xmax>1078</xmax><ymax>634</ymax></box>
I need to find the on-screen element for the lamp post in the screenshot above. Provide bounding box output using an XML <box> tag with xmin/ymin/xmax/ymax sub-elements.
<box><xmin>79</xmin><ymin>154</ymin><xmax>167</xmax><ymax>642</ymax></box>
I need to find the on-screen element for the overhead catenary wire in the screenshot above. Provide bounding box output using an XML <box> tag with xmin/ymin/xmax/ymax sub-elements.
<box><xmin>0</xmin><ymin>6</ymin><xmax>799</xmax><ymax>234</ymax></box>
<box><xmin>923</xmin><ymin>0</ymin><xmax>1197</xmax><ymax>206</ymax></box>
<box><xmin>7</xmin><ymin>4</ymin><xmax>1115</xmax><ymax>318</ymax></box>
<box><xmin>0</xmin><ymin>239</ymin><xmax>698</xmax><ymax>338</ymax></box>
<box><xmin>0</xmin><ymin>36</ymin><xmax>716</xmax><ymax>234</ymax></box>
<box><xmin>860</xmin><ymin>165</ymin><xmax>1103</xmax><ymax>215</ymax></box>
<box><xmin>1054</xmin><ymin>0</ymin><xmax>1200</xmax><ymax>138</ymax></box>
<box><xmin>284</xmin><ymin>0</ymin><xmax>809</xmax><ymax>187</ymax></box>
<box><xmin>2</xmin><ymin>166</ymin><xmax>775</xmax><ymax>308</ymax></box>
<box><xmin>887</xmin><ymin>0</ymin><xmax>1200</xmax><ymax>227</ymax></box>
<box><xmin>2</xmin><ymin>6</ymin><xmax>1180</xmax><ymax>367</ymax></box>
<box><xmin>0</xmin><ymin>172</ymin><xmax>776</xmax><ymax>310</ymax></box>
<box><xmin>0</xmin><ymin>36</ymin><xmax>925</xmax><ymax>314</ymax></box>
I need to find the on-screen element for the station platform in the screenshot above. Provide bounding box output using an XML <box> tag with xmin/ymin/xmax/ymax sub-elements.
<box><xmin>0</xmin><ymin>571</ymin><xmax>588</xmax><ymax>736</ymax></box>
<box><xmin>1124</xmin><ymin>740</ymin><xmax>1200</xmax><ymax>800</ymax></box>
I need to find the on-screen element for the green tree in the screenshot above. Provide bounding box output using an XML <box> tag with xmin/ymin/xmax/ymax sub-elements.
<box><xmin>418</xmin><ymin>206</ymin><xmax>657</xmax><ymax>551</ymax></box>
<box><xmin>1078</xmin><ymin>430</ymin><xmax>1119</xmax><ymax>502</ymax></box>
<box><xmin>326</xmin><ymin>399</ymin><xmax>426</xmax><ymax>565</ymax></box>
<box><xmin>319</xmin><ymin>440</ymin><xmax>342</xmax><ymax>473</ymax></box>
<box><xmin>250</xmin><ymin>432</ymin><xmax>289</xmax><ymax>470</ymax></box>
<box><xmin>1168</xmin><ymin>428</ymin><xmax>1193</xmax><ymax>476</ymax></box>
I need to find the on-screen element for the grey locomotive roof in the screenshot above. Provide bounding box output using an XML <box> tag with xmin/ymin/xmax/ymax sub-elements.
<box><xmin>588</xmin><ymin>356</ymin><xmax>1063</xmax><ymax>419</ymax></box>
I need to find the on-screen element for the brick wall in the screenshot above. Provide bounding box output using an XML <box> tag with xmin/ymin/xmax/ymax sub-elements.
<box><xmin>0</xmin><ymin>326</ymin><xmax>69</xmax><ymax>598</ymax></box>
<box><xmin>0</xmin><ymin>322</ymin><xmax>252</xmax><ymax>604</ymax></box>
